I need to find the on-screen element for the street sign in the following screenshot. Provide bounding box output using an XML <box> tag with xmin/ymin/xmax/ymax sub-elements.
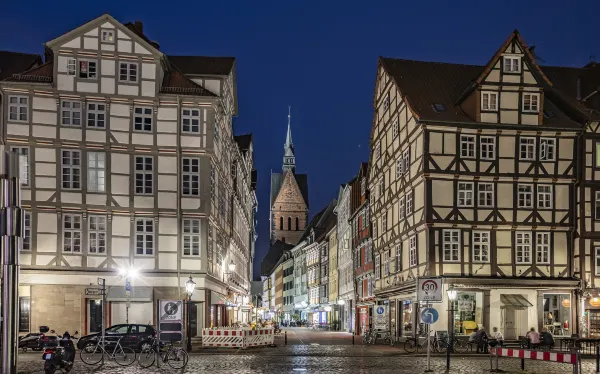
<box><xmin>160</xmin><ymin>300</ymin><xmax>183</xmax><ymax>321</ymax></box>
<box><xmin>158</xmin><ymin>300</ymin><xmax>184</xmax><ymax>343</ymax></box>
<box><xmin>85</xmin><ymin>288</ymin><xmax>105</xmax><ymax>296</ymax></box>
<box><xmin>373</xmin><ymin>305</ymin><xmax>387</xmax><ymax>330</ymax></box>
<box><xmin>125</xmin><ymin>278</ymin><xmax>131</xmax><ymax>297</ymax></box>
<box><xmin>417</xmin><ymin>277</ymin><xmax>444</xmax><ymax>303</ymax></box>
<box><xmin>421</xmin><ymin>307</ymin><xmax>439</xmax><ymax>324</ymax></box>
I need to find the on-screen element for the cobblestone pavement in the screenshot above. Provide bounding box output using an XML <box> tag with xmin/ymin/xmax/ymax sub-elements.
<box><xmin>15</xmin><ymin>348</ymin><xmax>598</xmax><ymax>373</ymax></box>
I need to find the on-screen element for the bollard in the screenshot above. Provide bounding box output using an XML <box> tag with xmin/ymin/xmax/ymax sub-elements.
<box><xmin>521</xmin><ymin>358</ymin><xmax>525</xmax><ymax>371</ymax></box>
<box><xmin>285</xmin><ymin>331</ymin><xmax>287</xmax><ymax>345</ymax></box>
<box><xmin>596</xmin><ymin>346</ymin><xmax>599</xmax><ymax>373</ymax></box>
<box><xmin>352</xmin><ymin>333</ymin><xmax>355</xmax><ymax>345</ymax></box>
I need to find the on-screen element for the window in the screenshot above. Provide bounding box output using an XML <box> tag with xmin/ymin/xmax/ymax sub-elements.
<box><xmin>504</xmin><ymin>56</ymin><xmax>521</xmax><ymax>73</ymax></box>
<box><xmin>119</xmin><ymin>62</ymin><xmax>138</xmax><ymax>82</ymax></box>
<box><xmin>478</xmin><ymin>183</ymin><xmax>494</xmax><ymax>207</ymax></box>
<box><xmin>596</xmin><ymin>191</ymin><xmax>600</xmax><ymax>220</ymax></box>
<box><xmin>536</xmin><ymin>232</ymin><xmax>550</xmax><ymax>264</ymax></box>
<box><xmin>403</xmin><ymin>149</ymin><xmax>410</xmax><ymax>174</ymax></box>
<box><xmin>61</xmin><ymin>101</ymin><xmax>82</xmax><ymax>126</ymax></box>
<box><xmin>382</xmin><ymin>250</ymin><xmax>389</xmax><ymax>277</ymax></box>
<box><xmin>19</xmin><ymin>297</ymin><xmax>30</xmax><ymax>332</ymax></box>
<box><xmin>596</xmin><ymin>248</ymin><xmax>600</xmax><ymax>276</ymax></box>
<box><xmin>67</xmin><ymin>58</ymin><xmax>76</xmax><ymax>76</ymax></box>
<box><xmin>182</xmin><ymin>157</ymin><xmax>200</xmax><ymax>196</ymax></box>
<box><xmin>23</xmin><ymin>211</ymin><xmax>31</xmax><ymax>251</ymax></box>
<box><xmin>518</xmin><ymin>184</ymin><xmax>533</xmax><ymax>208</ymax></box>
<box><xmin>183</xmin><ymin>219</ymin><xmax>200</xmax><ymax>256</ymax></box>
<box><xmin>11</xmin><ymin>147</ymin><xmax>29</xmax><ymax>186</ymax></box>
<box><xmin>443</xmin><ymin>229</ymin><xmax>460</xmax><ymax>262</ymax></box>
<box><xmin>182</xmin><ymin>109</ymin><xmax>201</xmax><ymax>133</ymax></box>
<box><xmin>409</xmin><ymin>236</ymin><xmax>417</xmax><ymax>266</ymax></box>
<box><xmin>87</xmin><ymin>103</ymin><xmax>106</xmax><ymax>128</ymax></box>
<box><xmin>392</xmin><ymin>120</ymin><xmax>399</xmax><ymax>138</ymax></box>
<box><xmin>88</xmin><ymin>215</ymin><xmax>106</xmax><ymax>254</ymax></box>
<box><xmin>481</xmin><ymin>92</ymin><xmax>498</xmax><ymax>111</ymax></box>
<box><xmin>472</xmin><ymin>231</ymin><xmax>490</xmax><ymax>263</ymax></box>
<box><xmin>101</xmin><ymin>29</ymin><xmax>114</xmax><ymax>42</ymax></box>
<box><xmin>384</xmin><ymin>92</ymin><xmax>390</xmax><ymax>110</ymax></box>
<box><xmin>279</xmin><ymin>217</ymin><xmax>283</xmax><ymax>230</ymax></box>
<box><xmin>406</xmin><ymin>191</ymin><xmax>413</xmax><ymax>215</ymax></box>
<box><xmin>596</xmin><ymin>143</ymin><xmax>600</xmax><ymax>167</ymax></box>
<box><xmin>457</xmin><ymin>182</ymin><xmax>474</xmax><ymax>207</ymax></box>
<box><xmin>395</xmin><ymin>245</ymin><xmax>402</xmax><ymax>272</ymax></box>
<box><xmin>376</xmin><ymin>143</ymin><xmax>381</xmax><ymax>159</ymax></box>
<box><xmin>87</xmin><ymin>152</ymin><xmax>105</xmax><ymax>192</ymax></box>
<box><xmin>382</xmin><ymin>211</ymin><xmax>387</xmax><ymax>232</ymax></box>
<box><xmin>295</xmin><ymin>217</ymin><xmax>299</xmax><ymax>231</ymax></box>
<box><xmin>288</xmin><ymin>217</ymin><xmax>292</xmax><ymax>231</ymax></box>
<box><xmin>375</xmin><ymin>254</ymin><xmax>381</xmax><ymax>279</ymax></box>
<box><xmin>63</xmin><ymin>214</ymin><xmax>82</xmax><ymax>253</ymax></box>
<box><xmin>396</xmin><ymin>158</ymin><xmax>402</xmax><ymax>179</ymax></box>
<box><xmin>134</xmin><ymin>107</ymin><xmax>152</xmax><ymax>132</ymax></box>
<box><xmin>398</xmin><ymin>196</ymin><xmax>405</xmax><ymax>220</ymax></box>
<box><xmin>61</xmin><ymin>150</ymin><xmax>81</xmax><ymax>189</ymax></box>
<box><xmin>537</xmin><ymin>185</ymin><xmax>552</xmax><ymax>209</ymax></box>
<box><xmin>135</xmin><ymin>156</ymin><xmax>153</xmax><ymax>194</ymax></box>
<box><xmin>516</xmin><ymin>231</ymin><xmax>532</xmax><ymax>264</ymax></box>
<box><xmin>540</xmin><ymin>138</ymin><xmax>556</xmax><ymax>161</ymax></box>
<box><xmin>520</xmin><ymin>138</ymin><xmax>536</xmax><ymax>160</ymax></box>
<box><xmin>136</xmin><ymin>218</ymin><xmax>154</xmax><ymax>255</ymax></box>
<box><xmin>523</xmin><ymin>93</ymin><xmax>539</xmax><ymax>112</ymax></box>
<box><xmin>480</xmin><ymin>137</ymin><xmax>496</xmax><ymax>160</ymax></box>
<box><xmin>79</xmin><ymin>60</ymin><xmax>97</xmax><ymax>79</ymax></box>
<box><xmin>361</xmin><ymin>179</ymin><xmax>366</xmax><ymax>195</ymax></box>
<box><xmin>8</xmin><ymin>96</ymin><xmax>28</xmax><ymax>122</ymax></box>
<box><xmin>379</xmin><ymin>177</ymin><xmax>384</xmax><ymax>198</ymax></box>
<box><xmin>460</xmin><ymin>135</ymin><xmax>475</xmax><ymax>159</ymax></box>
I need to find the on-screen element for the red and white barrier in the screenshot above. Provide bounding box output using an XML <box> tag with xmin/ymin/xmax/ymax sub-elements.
<box><xmin>201</xmin><ymin>328</ymin><xmax>275</xmax><ymax>349</ymax></box>
<box><xmin>494</xmin><ymin>348</ymin><xmax>577</xmax><ymax>364</ymax></box>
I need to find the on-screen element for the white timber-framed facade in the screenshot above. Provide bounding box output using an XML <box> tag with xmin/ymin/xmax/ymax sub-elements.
<box><xmin>1</xmin><ymin>14</ymin><xmax>257</xmax><ymax>338</ymax></box>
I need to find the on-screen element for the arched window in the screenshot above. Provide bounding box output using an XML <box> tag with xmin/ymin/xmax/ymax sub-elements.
<box><xmin>279</xmin><ymin>216</ymin><xmax>283</xmax><ymax>230</ymax></box>
<box><xmin>295</xmin><ymin>217</ymin><xmax>299</xmax><ymax>231</ymax></box>
<box><xmin>287</xmin><ymin>217</ymin><xmax>292</xmax><ymax>231</ymax></box>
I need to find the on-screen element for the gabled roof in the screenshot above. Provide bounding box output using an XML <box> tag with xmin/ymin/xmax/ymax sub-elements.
<box><xmin>299</xmin><ymin>199</ymin><xmax>337</xmax><ymax>243</ymax></box>
<box><xmin>160</xmin><ymin>64</ymin><xmax>217</xmax><ymax>97</ymax></box>
<box><xmin>2</xmin><ymin>61</ymin><xmax>53</xmax><ymax>83</ymax></box>
<box><xmin>261</xmin><ymin>240</ymin><xmax>294</xmax><ymax>276</ymax></box>
<box><xmin>270</xmin><ymin>171</ymin><xmax>309</xmax><ymax>208</ymax></box>
<box><xmin>0</xmin><ymin>51</ymin><xmax>42</xmax><ymax>81</ymax></box>
<box><xmin>168</xmin><ymin>56</ymin><xmax>235</xmax><ymax>76</ymax></box>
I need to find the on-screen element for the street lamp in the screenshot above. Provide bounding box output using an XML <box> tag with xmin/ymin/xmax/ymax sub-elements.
<box><xmin>223</xmin><ymin>260</ymin><xmax>236</xmax><ymax>282</ymax></box>
<box><xmin>185</xmin><ymin>276</ymin><xmax>196</xmax><ymax>352</ymax></box>
<box><xmin>446</xmin><ymin>284</ymin><xmax>458</xmax><ymax>370</ymax></box>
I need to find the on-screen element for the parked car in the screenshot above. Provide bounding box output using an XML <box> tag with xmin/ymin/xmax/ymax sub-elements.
<box><xmin>76</xmin><ymin>324</ymin><xmax>155</xmax><ymax>352</ymax></box>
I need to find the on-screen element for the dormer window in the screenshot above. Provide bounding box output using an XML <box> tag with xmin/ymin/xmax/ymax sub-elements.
<box><xmin>523</xmin><ymin>93</ymin><xmax>539</xmax><ymax>113</ymax></box>
<box><xmin>504</xmin><ymin>56</ymin><xmax>521</xmax><ymax>73</ymax></box>
<box><xmin>481</xmin><ymin>92</ymin><xmax>498</xmax><ymax>111</ymax></box>
<box><xmin>101</xmin><ymin>29</ymin><xmax>114</xmax><ymax>43</ymax></box>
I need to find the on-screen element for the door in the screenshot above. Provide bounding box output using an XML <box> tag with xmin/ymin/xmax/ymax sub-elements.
<box><xmin>504</xmin><ymin>308</ymin><xmax>517</xmax><ymax>339</ymax></box>
<box><xmin>88</xmin><ymin>300</ymin><xmax>103</xmax><ymax>334</ymax></box>
<box><xmin>190</xmin><ymin>302</ymin><xmax>204</xmax><ymax>337</ymax></box>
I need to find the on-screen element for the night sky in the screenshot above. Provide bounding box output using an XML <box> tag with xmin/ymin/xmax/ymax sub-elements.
<box><xmin>1</xmin><ymin>0</ymin><xmax>599</xmax><ymax>278</ymax></box>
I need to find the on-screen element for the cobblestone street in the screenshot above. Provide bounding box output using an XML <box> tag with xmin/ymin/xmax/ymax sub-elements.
<box><xmin>15</xmin><ymin>347</ymin><xmax>597</xmax><ymax>373</ymax></box>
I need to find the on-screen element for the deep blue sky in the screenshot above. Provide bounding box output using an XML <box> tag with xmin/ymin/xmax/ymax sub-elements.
<box><xmin>1</xmin><ymin>0</ymin><xmax>599</xmax><ymax>278</ymax></box>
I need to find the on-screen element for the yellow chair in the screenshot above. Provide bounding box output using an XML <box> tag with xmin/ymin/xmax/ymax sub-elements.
<box><xmin>463</xmin><ymin>321</ymin><xmax>477</xmax><ymax>335</ymax></box>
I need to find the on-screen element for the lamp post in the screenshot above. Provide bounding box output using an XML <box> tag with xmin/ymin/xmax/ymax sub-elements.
<box><xmin>446</xmin><ymin>284</ymin><xmax>458</xmax><ymax>370</ymax></box>
<box><xmin>185</xmin><ymin>276</ymin><xmax>196</xmax><ymax>352</ymax></box>
<box><xmin>223</xmin><ymin>260</ymin><xmax>236</xmax><ymax>282</ymax></box>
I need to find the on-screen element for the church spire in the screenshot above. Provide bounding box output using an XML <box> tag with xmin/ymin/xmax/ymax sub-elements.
<box><xmin>283</xmin><ymin>106</ymin><xmax>296</xmax><ymax>173</ymax></box>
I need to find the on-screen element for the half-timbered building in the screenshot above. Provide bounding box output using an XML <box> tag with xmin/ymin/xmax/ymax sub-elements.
<box><xmin>335</xmin><ymin>181</ymin><xmax>355</xmax><ymax>332</ymax></box>
<box><xmin>370</xmin><ymin>30</ymin><xmax>584</xmax><ymax>340</ymax></box>
<box><xmin>1</xmin><ymin>14</ymin><xmax>257</xmax><ymax>338</ymax></box>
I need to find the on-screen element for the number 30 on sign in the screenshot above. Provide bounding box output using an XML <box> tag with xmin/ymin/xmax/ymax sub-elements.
<box><xmin>417</xmin><ymin>277</ymin><xmax>443</xmax><ymax>303</ymax></box>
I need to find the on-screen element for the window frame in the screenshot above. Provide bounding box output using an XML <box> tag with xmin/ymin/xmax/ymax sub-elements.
<box><xmin>119</xmin><ymin>62</ymin><xmax>138</xmax><ymax>83</ymax></box>
<box><xmin>88</xmin><ymin>215</ymin><xmax>106</xmax><ymax>254</ymax></box>
<box><xmin>86</xmin><ymin>102</ymin><xmax>106</xmax><ymax>128</ymax></box>
<box><xmin>62</xmin><ymin>213</ymin><xmax>82</xmax><ymax>254</ymax></box>
<box><xmin>472</xmin><ymin>231</ymin><xmax>490</xmax><ymax>263</ymax></box>
<box><xmin>523</xmin><ymin>93</ymin><xmax>540</xmax><ymax>113</ymax></box>
<box><xmin>457</xmin><ymin>182</ymin><xmax>474</xmax><ymax>207</ymax></box>
<box><xmin>503</xmin><ymin>56</ymin><xmax>521</xmax><ymax>73</ymax></box>
<box><xmin>480</xmin><ymin>136</ymin><xmax>496</xmax><ymax>160</ymax></box>
<box><xmin>442</xmin><ymin>229</ymin><xmax>461</xmax><ymax>262</ymax></box>
<box><xmin>133</xmin><ymin>106</ymin><xmax>153</xmax><ymax>132</ymax></box>
<box><xmin>382</xmin><ymin>210</ymin><xmax>387</xmax><ymax>232</ymax></box>
<box><xmin>61</xmin><ymin>100</ymin><xmax>82</xmax><ymax>126</ymax></box>
<box><xmin>395</xmin><ymin>244</ymin><xmax>402</xmax><ymax>272</ymax></box>
<box><xmin>392</xmin><ymin>120</ymin><xmax>399</xmax><ymax>138</ymax></box>
<box><xmin>519</xmin><ymin>137</ymin><xmax>536</xmax><ymax>161</ymax></box>
<box><xmin>396</xmin><ymin>158</ymin><xmax>402</xmax><ymax>179</ymax></box>
<box><xmin>398</xmin><ymin>195</ymin><xmax>405</xmax><ymax>220</ymax></box>
<box><xmin>595</xmin><ymin>247</ymin><xmax>600</xmax><ymax>276</ymax></box>
<box><xmin>182</xmin><ymin>157</ymin><xmax>200</xmax><ymax>196</ymax></box>
<box><xmin>478</xmin><ymin>182</ymin><xmax>494</xmax><ymax>208</ymax></box>
<box><xmin>61</xmin><ymin>149</ymin><xmax>82</xmax><ymax>190</ymax></box>
<box><xmin>405</xmin><ymin>191</ymin><xmax>413</xmax><ymax>215</ymax></box>
<box><xmin>182</xmin><ymin>218</ymin><xmax>201</xmax><ymax>257</ymax></box>
<box><xmin>460</xmin><ymin>135</ymin><xmax>476</xmax><ymax>159</ymax></box>
<box><xmin>595</xmin><ymin>191</ymin><xmax>600</xmax><ymax>220</ymax></box>
<box><xmin>409</xmin><ymin>235</ymin><xmax>417</xmax><ymax>267</ymax></box>
<box><xmin>78</xmin><ymin>59</ymin><xmax>97</xmax><ymax>79</ymax></box>
<box><xmin>403</xmin><ymin>149</ymin><xmax>410</xmax><ymax>174</ymax></box>
<box><xmin>516</xmin><ymin>231</ymin><xmax>532</xmax><ymax>264</ymax></box>
<box><xmin>8</xmin><ymin>95</ymin><xmax>29</xmax><ymax>122</ymax></box>
<box><xmin>135</xmin><ymin>156</ymin><xmax>154</xmax><ymax>195</ymax></box>
<box><xmin>87</xmin><ymin>152</ymin><xmax>106</xmax><ymax>193</ymax></box>
<box><xmin>101</xmin><ymin>29</ymin><xmax>115</xmax><ymax>43</ymax></box>
<box><xmin>11</xmin><ymin>147</ymin><xmax>29</xmax><ymax>186</ymax></box>
<box><xmin>518</xmin><ymin>184</ymin><xmax>533</xmax><ymax>208</ymax></box>
<box><xmin>481</xmin><ymin>92</ymin><xmax>498</xmax><ymax>111</ymax></box>
<box><xmin>539</xmin><ymin>138</ymin><xmax>556</xmax><ymax>161</ymax></box>
<box><xmin>375</xmin><ymin>254</ymin><xmax>381</xmax><ymax>279</ymax></box>
<box><xmin>135</xmin><ymin>217</ymin><xmax>155</xmax><ymax>256</ymax></box>
<box><xmin>181</xmin><ymin>108</ymin><xmax>201</xmax><ymax>133</ymax></box>
<box><xmin>536</xmin><ymin>232</ymin><xmax>550</xmax><ymax>265</ymax></box>
<box><xmin>67</xmin><ymin>58</ymin><xmax>76</xmax><ymax>76</ymax></box>
<box><xmin>537</xmin><ymin>185</ymin><xmax>552</xmax><ymax>209</ymax></box>
<box><xmin>23</xmin><ymin>211</ymin><xmax>31</xmax><ymax>251</ymax></box>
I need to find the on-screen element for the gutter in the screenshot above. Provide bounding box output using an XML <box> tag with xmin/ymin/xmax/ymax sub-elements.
<box><xmin>420</xmin><ymin>118</ymin><xmax>582</xmax><ymax>132</ymax></box>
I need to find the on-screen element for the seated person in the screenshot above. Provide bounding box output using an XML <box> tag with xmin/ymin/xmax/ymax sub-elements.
<box><xmin>475</xmin><ymin>327</ymin><xmax>489</xmax><ymax>353</ymax></box>
<box><xmin>469</xmin><ymin>327</ymin><xmax>479</xmax><ymax>343</ymax></box>
<box><xmin>526</xmin><ymin>327</ymin><xmax>540</xmax><ymax>349</ymax></box>
<box><xmin>492</xmin><ymin>327</ymin><xmax>504</xmax><ymax>347</ymax></box>
<box><xmin>540</xmin><ymin>328</ymin><xmax>554</xmax><ymax>350</ymax></box>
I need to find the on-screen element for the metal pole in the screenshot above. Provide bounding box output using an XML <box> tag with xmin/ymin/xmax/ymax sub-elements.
<box><xmin>446</xmin><ymin>306</ymin><xmax>451</xmax><ymax>370</ymax></box>
<box><xmin>99</xmin><ymin>277</ymin><xmax>105</xmax><ymax>363</ymax></box>
<box><xmin>1</xmin><ymin>148</ymin><xmax>22</xmax><ymax>374</ymax></box>
<box><xmin>187</xmin><ymin>294</ymin><xmax>192</xmax><ymax>351</ymax></box>
<box><xmin>425</xmin><ymin>322</ymin><xmax>432</xmax><ymax>372</ymax></box>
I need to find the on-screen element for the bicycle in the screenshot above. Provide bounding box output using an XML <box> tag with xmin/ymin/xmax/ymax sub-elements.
<box><xmin>403</xmin><ymin>334</ymin><xmax>438</xmax><ymax>353</ymax></box>
<box><xmin>435</xmin><ymin>335</ymin><xmax>469</xmax><ymax>353</ymax></box>
<box><xmin>361</xmin><ymin>329</ymin><xmax>376</xmax><ymax>345</ymax></box>
<box><xmin>138</xmin><ymin>336</ymin><xmax>188</xmax><ymax>369</ymax></box>
<box><xmin>80</xmin><ymin>336</ymin><xmax>136</xmax><ymax>366</ymax></box>
<box><xmin>381</xmin><ymin>331</ymin><xmax>395</xmax><ymax>346</ymax></box>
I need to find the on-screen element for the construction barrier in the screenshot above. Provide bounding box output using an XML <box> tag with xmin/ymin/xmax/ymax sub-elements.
<box><xmin>490</xmin><ymin>347</ymin><xmax>580</xmax><ymax>374</ymax></box>
<box><xmin>201</xmin><ymin>327</ymin><xmax>274</xmax><ymax>349</ymax></box>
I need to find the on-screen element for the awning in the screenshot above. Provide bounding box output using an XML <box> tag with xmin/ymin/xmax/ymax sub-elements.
<box><xmin>210</xmin><ymin>291</ymin><xmax>233</xmax><ymax>305</ymax></box>
<box><xmin>106</xmin><ymin>286</ymin><xmax>152</xmax><ymax>302</ymax></box>
<box><xmin>500</xmin><ymin>294</ymin><xmax>533</xmax><ymax>309</ymax></box>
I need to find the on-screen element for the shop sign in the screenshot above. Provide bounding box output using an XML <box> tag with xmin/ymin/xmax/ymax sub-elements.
<box><xmin>373</xmin><ymin>305</ymin><xmax>388</xmax><ymax>330</ymax></box>
<box><xmin>417</xmin><ymin>277</ymin><xmax>443</xmax><ymax>303</ymax></box>
<box><xmin>458</xmin><ymin>298</ymin><xmax>474</xmax><ymax>312</ymax></box>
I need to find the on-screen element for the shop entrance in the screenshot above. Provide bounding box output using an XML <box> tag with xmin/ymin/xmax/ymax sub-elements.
<box><xmin>503</xmin><ymin>307</ymin><xmax>527</xmax><ymax>339</ymax></box>
<box><xmin>87</xmin><ymin>299</ymin><xmax>103</xmax><ymax>334</ymax></box>
<box><xmin>189</xmin><ymin>302</ymin><xmax>204</xmax><ymax>337</ymax></box>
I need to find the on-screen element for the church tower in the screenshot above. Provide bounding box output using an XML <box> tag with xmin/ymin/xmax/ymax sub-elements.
<box><xmin>270</xmin><ymin>107</ymin><xmax>309</xmax><ymax>245</ymax></box>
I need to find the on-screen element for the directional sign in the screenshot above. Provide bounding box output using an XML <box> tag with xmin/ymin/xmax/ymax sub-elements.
<box><xmin>125</xmin><ymin>278</ymin><xmax>131</xmax><ymax>297</ymax></box>
<box><xmin>373</xmin><ymin>306</ymin><xmax>387</xmax><ymax>330</ymax></box>
<box><xmin>417</xmin><ymin>277</ymin><xmax>443</xmax><ymax>303</ymax></box>
<box><xmin>85</xmin><ymin>288</ymin><xmax>105</xmax><ymax>296</ymax></box>
<box><xmin>421</xmin><ymin>308</ymin><xmax>439</xmax><ymax>324</ymax></box>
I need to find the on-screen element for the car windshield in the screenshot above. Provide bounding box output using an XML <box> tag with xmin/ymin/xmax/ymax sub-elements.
<box><xmin>105</xmin><ymin>325</ymin><xmax>128</xmax><ymax>334</ymax></box>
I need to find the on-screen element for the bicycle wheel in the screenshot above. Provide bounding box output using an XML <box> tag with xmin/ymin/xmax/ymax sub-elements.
<box><xmin>80</xmin><ymin>343</ymin><xmax>103</xmax><ymax>365</ymax></box>
<box><xmin>114</xmin><ymin>346</ymin><xmax>136</xmax><ymax>366</ymax></box>
<box><xmin>167</xmin><ymin>348</ymin><xmax>188</xmax><ymax>369</ymax></box>
<box><xmin>138</xmin><ymin>348</ymin><xmax>156</xmax><ymax>368</ymax></box>
<box><xmin>454</xmin><ymin>339</ymin><xmax>469</xmax><ymax>353</ymax></box>
<box><xmin>435</xmin><ymin>340</ymin><xmax>447</xmax><ymax>353</ymax></box>
<box><xmin>404</xmin><ymin>339</ymin><xmax>417</xmax><ymax>353</ymax></box>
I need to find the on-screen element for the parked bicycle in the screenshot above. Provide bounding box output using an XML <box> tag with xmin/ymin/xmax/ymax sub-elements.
<box><xmin>380</xmin><ymin>331</ymin><xmax>395</xmax><ymax>346</ymax></box>
<box><xmin>79</xmin><ymin>336</ymin><xmax>136</xmax><ymax>366</ymax></box>
<box><xmin>138</xmin><ymin>336</ymin><xmax>188</xmax><ymax>369</ymax></box>
<box><xmin>435</xmin><ymin>335</ymin><xmax>468</xmax><ymax>353</ymax></box>
<box><xmin>403</xmin><ymin>334</ymin><xmax>439</xmax><ymax>353</ymax></box>
<box><xmin>361</xmin><ymin>329</ymin><xmax>377</xmax><ymax>345</ymax></box>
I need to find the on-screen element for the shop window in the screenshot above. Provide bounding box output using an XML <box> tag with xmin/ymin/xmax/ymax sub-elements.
<box><xmin>450</xmin><ymin>292</ymin><xmax>483</xmax><ymax>336</ymax></box>
<box><xmin>401</xmin><ymin>300</ymin><xmax>413</xmax><ymax>337</ymax></box>
<box><xmin>543</xmin><ymin>294</ymin><xmax>571</xmax><ymax>337</ymax></box>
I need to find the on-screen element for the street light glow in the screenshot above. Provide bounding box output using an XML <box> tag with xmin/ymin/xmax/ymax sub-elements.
<box><xmin>337</xmin><ymin>299</ymin><xmax>345</xmax><ymax>305</ymax></box>
<box><xmin>185</xmin><ymin>275</ymin><xmax>196</xmax><ymax>296</ymax></box>
<box><xmin>447</xmin><ymin>284</ymin><xmax>458</xmax><ymax>301</ymax></box>
<box><xmin>228</xmin><ymin>260</ymin><xmax>236</xmax><ymax>272</ymax></box>
<box><xmin>118</xmin><ymin>267</ymin><xmax>139</xmax><ymax>278</ymax></box>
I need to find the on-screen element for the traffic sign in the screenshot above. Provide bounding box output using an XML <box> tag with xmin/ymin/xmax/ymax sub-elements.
<box><xmin>417</xmin><ymin>277</ymin><xmax>444</xmax><ymax>303</ymax></box>
<box><xmin>373</xmin><ymin>306</ymin><xmax>387</xmax><ymax>330</ymax></box>
<box><xmin>125</xmin><ymin>278</ymin><xmax>131</xmax><ymax>297</ymax></box>
<box><xmin>85</xmin><ymin>288</ymin><xmax>105</xmax><ymax>296</ymax></box>
<box><xmin>421</xmin><ymin>308</ymin><xmax>439</xmax><ymax>324</ymax></box>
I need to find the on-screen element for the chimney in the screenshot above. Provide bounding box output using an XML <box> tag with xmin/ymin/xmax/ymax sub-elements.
<box><xmin>134</xmin><ymin>21</ymin><xmax>143</xmax><ymax>34</ymax></box>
